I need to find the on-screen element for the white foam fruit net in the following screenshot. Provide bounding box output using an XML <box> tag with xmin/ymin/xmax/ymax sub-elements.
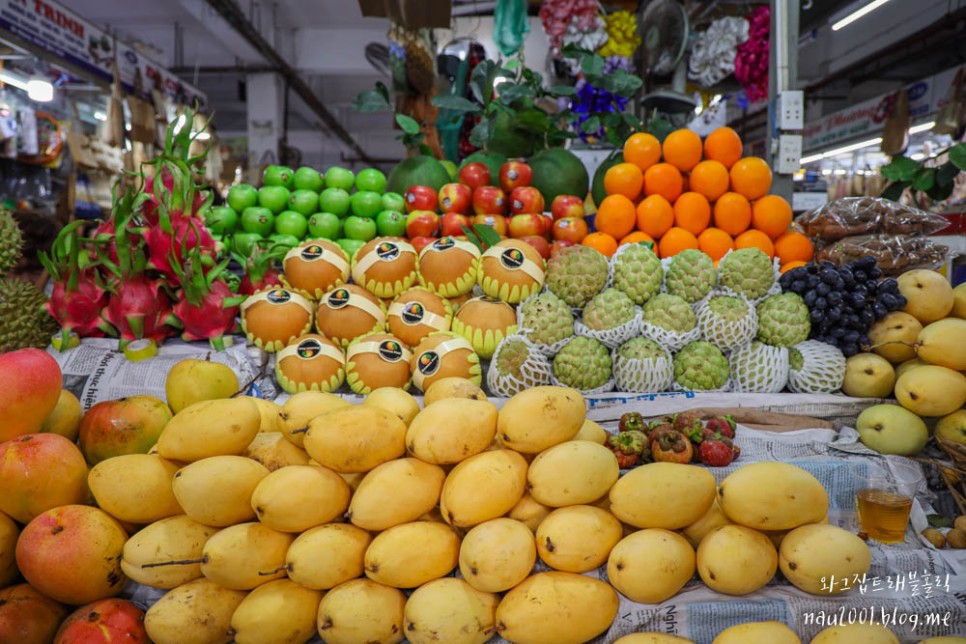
<box><xmin>612</xmin><ymin>346</ymin><xmax>674</xmax><ymax>393</ymax></box>
<box><xmin>714</xmin><ymin>250</ymin><xmax>783</xmax><ymax>306</ymax></box>
<box><xmin>486</xmin><ymin>334</ymin><xmax>553</xmax><ymax>397</ymax></box>
<box><xmin>730</xmin><ymin>342</ymin><xmax>790</xmax><ymax>393</ymax></box>
<box><xmin>640</xmin><ymin>319</ymin><xmax>701</xmax><ymax>353</ymax></box>
<box><xmin>574</xmin><ymin>308</ymin><xmax>642</xmax><ymax>349</ymax></box>
<box><xmin>550</xmin><ymin>372</ymin><xmax>616</xmax><ymax>395</ymax></box>
<box><xmin>696</xmin><ymin>296</ymin><xmax>759</xmax><ymax>352</ymax></box>
<box><xmin>788</xmin><ymin>340</ymin><xmax>847</xmax><ymax>394</ymax></box>
<box><xmin>515</xmin><ymin>291</ymin><xmax>574</xmax><ymax>358</ymax></box>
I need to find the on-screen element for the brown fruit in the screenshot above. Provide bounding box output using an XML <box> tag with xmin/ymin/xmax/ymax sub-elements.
<box><xmin>946</xmin><ymin>528</ymin><xmax>966</xmax><ymax>549</ymax></box>
<box><xmin>0</xmin><ymin>583</ymin><xmax>68</xmax><ymax>643</ymax></box>
<box><xmin>955</xmin><ymin>515</ymin><xmax>966</xmax><ymax>532</ymax></box>
<box><xmin>921</xmin><ymin>528</ymin><xmax>946</xmax><ymax>549</ymax></box>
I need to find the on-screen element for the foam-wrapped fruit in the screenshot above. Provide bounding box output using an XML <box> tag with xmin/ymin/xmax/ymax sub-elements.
<box><xmin>345</xmin><ymin>333</ymin><xmax>413</xmax><ymax>394</ymax></box>
<box><xmin>351</xmin><ymin>238</ymin><xmax>417</xmax><ymax>299</ymax></box>
<box><xmin>387</xmin><ymin>287</ymin><xmax>452</xmax><ymax>347</ymax></box>
<box><xmin>315</xmin><ymin>283</ymin><xmax>386</xmax><ymax>347</ymax></box>
<box><xmin>275</xmin><ymin>333</ymin><xmax>346</xmax><ymax>394</ymax></box>
<box><xmin>451</xmin><ymin>296</ymin><xmax>519</xmax><ymax>359</ymax></box>
<box><xmin>477</xmin><ymin>239</ymin><xmax>545</xmax><ymax>304</ymax></box>
<box><xmin>281</xmin><ymin>240</ymin><xmax>350</xmax><ymax>300</ymax></box>
<box><xmin>240</xmin><ymin>287</ymin><xmax>314</xmax><ymax>352</ymax></box>
<box><xmin>410</xmin><ymin>331</ymin><xmax>481</xmax><ymax>392</ymax></box>
<box><xmin>417</xmin><ymin>236</ymin><xmax>481</xmax><ymax>297</ymax></box>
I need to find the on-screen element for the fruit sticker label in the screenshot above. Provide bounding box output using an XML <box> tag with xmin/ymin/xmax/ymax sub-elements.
<box><xmin>347</xmin><ymin>339</ymin><xmax>412</xmax><ymax>364</ymax></box>
<box><xmin>285</xmin><ymin>243</ymin><xmax>349</xmax><ymax>276</ymax></box>
<box><xmin>277</xmin><ymin>337</ymin><xmax>345</xmax><ymax>365</ymax></box>
<box><xmin>412</xmin><ymin>336</ymin><xmax>475</xmax><ymax>390</ymax></box>
<box><xmin>419</xmin><ymin>237</ymin><xmax>481</xmax><ymax>261</ymax></box>
<box><xmin>416</xmin><ymin>351</ymin><xmax>440</xmax><ymax>376</ymax></box>
<box><xmin>351</xmin><ymin>240</ymin><xmax>416</xmax><ymax>285</ymax></box>
<box><xmin>240</xmin><ymin>288</ymin><xmax>314</xmax><ymax>315</ymax></box>
<box><xmin>266</xmin><ymin>289</ymin><xmax>291</xmax><ymax>304</ymax></box>
<box><xmin>323</xmin><ymin>289</ymin><xmax>386</xmax><ymax>323</ymax></box>
<box><xmin>387</xmin><ymin>301</ymin><xmax>449</xmax><ymax>330</ymax></box>
<box><xmin>482</xmin><ymin>245</ymin><xmax>545</xmax><ymax>283</ymax></box>
<box><xmin>432</xmin><ymin>237</ymin><xmax>455</xmax><ymax>251</ymax></box>
<box><xmin>326</xmin><ymin>288</ymin><xmax>351</xmax><ymax>309</ymax></box>
<box><xmin>376</xmin><ymin>241</ymin><xmax>400</xmax><ymax>261</ymax></box>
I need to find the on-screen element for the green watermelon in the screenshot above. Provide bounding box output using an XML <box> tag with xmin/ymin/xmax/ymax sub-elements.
<box><xmin>529</xmin><ymin>148</ymin><xmax>590</xmax><ymax>206</ymax></box>
<box><xmin>592</xmin><ymin>150</ymin><xmax>624</xmax><ymax>208</ymax></box>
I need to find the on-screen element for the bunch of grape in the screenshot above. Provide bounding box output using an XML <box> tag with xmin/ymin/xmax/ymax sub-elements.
<box><xmin>779</xmin><ymin>256</ymin><xmax>907</xmax><ymax>357</ymax></box>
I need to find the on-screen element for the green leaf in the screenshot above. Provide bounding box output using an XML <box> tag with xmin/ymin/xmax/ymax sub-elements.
<box><xmin>880</xmin><ymin>155</ymin><xmax>919</xmax><ymax>182</ymax></box>
<box><xmin>551</xmin><ymin>85</ymin><xmax>577</xmax><ymax>97</ymax></box>
<box><xmin>432</xmin><ymin>95</ymin><xmax>482</xmax><ymax>113</ymax></box>
<box><xmin>603</xmin><ymin>113</ymin><xmax>621</xmax><ymax>129</ymax></box>
<box><xmin>880</xmin><ymin>181</ymin><xmax>905</xmax><ymax>202</ymax></box>
<box><xmin>469</xmin><ymin>118</ymin><xmax>491</xmax><ymax>148</ymax></box>
<box><xmin>605</xmin><ymin>127</ymin><xmax>624</xmax><ymax>147</ymax></box>
<box><xmin>515</xmin><ymin>109</ymin><xmax>551</xmax><ymax>134</ymax></box>
<box><xmin>926</xmin><ymin>180</ymin><xmax>954</xmax><ymax>201</ymax></box>
<box><xmin>471</xmin><ymin>224</ymin><xmax>502</xmax><ymax>249</ymax></box>
<box><xmin>503</xmin><ymin>59</ymin><xmax>521</xmax><ymax>71</ymax></box>
<box><xmin>646</xmin><ymin>116</ymin><xmax>674</xmax><ymax>143</ymax></box>
<box><xmin>911</xmin><ymin>168</ymin><xmax>935</xmax><ymax>192</ymax></box>
<box><xmin>395</xmin><ymin>114</ymin><xmax>420</xmax><ymax>135</ymax></box>
<box><xmin>352</xmin><ymin>88</ymin><xmax>391</xmax><ymax>113</ymax></box>
<box><xmin>949</xmin><ymin>142</ymin><xmax>966</xmax><ymax>170</ymax></box>
<box><xmin>471</xmin><ymin>60</ymin><xmax>499</xmax><ymax>106</ymax></box>
<box><xmin>935</xmin><ymin>161</ymin><xmax>959</xmax><ymax>187</ymax></box>
<box><xmin>497</xmin><ymin>84</ymin><xmax>536</xmax><ymax>106</ymax></box>
<box><xmin>927</xmin><ymin>514</ymin><xmax>954</xmax><ymax>528</ymax></box>
<box><xmin>418</xmin><ymin>143</ymin><xmax>434</xmax><ymax>157</ymax></box>
<box><xmin>581</xmin><ymin>56</ymin><xmax>604</xmax><ymax>79</ymax></box>
<box><xmin>580</xmin><ymin>116</ymin><xmax>601</xmax><ymax>134</ymax></box>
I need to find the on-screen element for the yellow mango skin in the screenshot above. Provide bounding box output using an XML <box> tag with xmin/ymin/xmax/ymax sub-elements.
<box><xmin>696</xmin><ymin>525</ymin><xmax>777</xmax><ymax>595</ymax></box>
<box><xmin>495</xmin><ymin>571</ymin><xmax>618</xmax><ymax>644</ymax></box>
<box><xmin>681</xmin><ymin>498</ymin><xmax>733</xmax><ymax>548</ymax></box>
<box><xmin>242</xmin><ymin>432</ymin><xmax>310</xmax><ymax>471</ymax></box>
<box><xmin>200</xmin><ymin>522</ymin><xmax>295</xmax><ymax>590</ymax></box>
<box><xmin>614</xmin><ymin>636</ymin><xmax>695</xmax><ymax>644</ymax></box>
<box><xmin>507</xmin><ymin>493</ymin><xmax>552</xmax><ymax>533</ymax></box>
<box><xmin>144</xmin><ymin>577</ymin><xmax>247</xmax><ymax>644</ymax></box>
<box><xmin>778</xmin><ymin>524</ymin><xmax>871</xmax><ymax>595</ymax></box>
<box><xmin>364</xmin><ymin>522</ymin><xmax>461</xmax><ymax>589</ymax></box>
<box><xmin>527</xmin><ymin>440</ymin><xmax>619</xmax><ymax>507</ymax></box>
<box><xmin>496</xmin><ymin>386</ymin><xmax>586</xmax><ymax>453</ymax></box>
<box><xmin>607</xmin><ymin>529</ymin><xmax>695</xmax><ymax>604</ymax></box>
<box><xmin>88</xmin><ymin>454</ymin><xmax>182</xmax><ymax>524</ymax></box>
<box><xmin>121</xmin><ymin>515</ymin><xmax>218</xmax><ymax>589</ymax></box>
<box><xmin>362</xmin><ymin>387</ymin><xmax>421</xmax><ymax>426</ymax></box>
<box><xmin>917</xmin><ymin>318</ymin><xmax>966</xmax><ymax>371</ymax></box>
<box><xmin>719</xmin><ymin>462</ymin><xmax>828</xmax><ymax>531</ymax></box>
<box><xmin>278</xmin><ymin>391</ymin><xmax>351</xmax><ymax>448</ymax></box>
<box><xmin>348</xmin><ymin>458</ymin><xmax>445</xmax><ymax>531</ymax></box>
<box><xmin>303</xmin><ymin>405</ymin><xmax>407</xmax><ymax>473</ymax></box>
<box><xmin>712</xmin><ymin>621</ymin><xmax>800</xmax><ymax>644</ymax></box>
<box><xmin>609</xmin><ymin>462</ymin><xmax>716</xmax><ymax>529</ymax></box>
<box><xmin>895</xmin><ymin>365</ymin><xmax>966</xmax><ymax>417</ymax></box>
<box><xmin>246</xmin><ymin>396</ymin><xmax>282</xmax><ymax>432</ymax></box>
<box><xmin>286</xmin><ymin>523</ymin><xmax>372</xmax><ymax>590</ymax></box>
<box><xmin>459</xmin><ymin>518</ymin><xmax>536</xmax><ymax>593</ymax></box>
<box><xmin>422</xmin><ymin>377</ymin><xmax>487</xmax><ymax>406</ymax></box>
<box><xmin>572</xmin><ymin>419</ymin><xmax>607</xmax><ymax>444</ymax></box>
<box><xmin>403</xmin><ymin>578</ymin><xmax>498</xmax><ymax>644</ymax></box>
<box><xmin>405</xmin><ymin>398</ymin><xmax>498</xmax><ymax>464</ymax></box>
<box><xmin>229</xmin><ymin>578</ymin><xmax>322</xmax><ymax>644</ymax></box>
<box><xmin>156</xmin><ymin>398</ymin><xmax>261</xmax><ymax>462</ymax></box>
<box><xmin>250</xmin><ymin>464</ymin><xmax>350</xmax><ymax>532</ymax></box>
<box><xmin>316</xmin><ymin>578</ymin><xmax>406</xmax><ymax>644</ymax></box>
<box><xmin>440</xmin><ymin>449</ymin><xmax>528</xmax><ymax>528</ymax></box>
<box><xmin>810</xmin><ymin>623</ymin><xmax>899</xmax><ymax>643</ymax></box>
<box><xmin>172</xmin><ymin>456</ymin><xmax>270</xmax><ymax>527</ymax></box>
<box><xmin>535</xmin><ymin>505</ymin><xmax>622</xmax><ymax>573</ymax></box>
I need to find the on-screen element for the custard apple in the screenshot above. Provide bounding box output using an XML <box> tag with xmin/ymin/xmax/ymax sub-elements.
<box><xmin>487</xmin><ymin>336</ymin><xmax>552</xmax><ymax>397</ymax></box>
<box><xmin>697</xmin><ymin>295</ymin><xmax>758</xmax><ymax>352</ymax></box>
<box><xmin>730</xmin><ymin>341</ymin><xmax>790</xmax><ymax>393</ymax></box>
<box><xmin>0</xmin><ymin>277</ymin><xmax>58</xmax><ymax>352</ymax></box>
<box><xmin>788</xmin><ymin>340</ymin><xmax>846</xmax><ymax>393</ymax></box>
<box><xmin>613</xmin><ymin>337</ymin><xmax>674</xmax><ymax>393</ymax></box>
<box><xmin>582</xmin><ymin>288</ymin><xmax>636</xmax><ymax>331</ymax></box>
<box><xmin>665</xmin><ymin>249</ymin><xmax>716</xmax><ymax>303</ymax></box>
<box><xmin>553</xmin><ymin>336</ymin><xmax>612</xmax><ymax>391</ymax></box>
<box><xmin>612</xmin><ymin>243</ymin><xmax>663</xmax><ymax>305</ymax></box>
<box><xmin>642</xmin><ymin>294</ymin><xmax>697</xmax><ymax>333</ymax></box>
<box><xmin>757</xmin><ymin>292</ymin><xmax>811</xmax><ymax>347</ymax></box>
<box><xmin>0</xmin><ymin>209</ymin><xmax>23</xmax><ymax>275</ymax></box>
<box><xmin>545</xmin><ymin>245</ymin><xmax>609</xmax><ymax>308</ymax></box>
<box><xmin>718</xmin><ymin>248</ymin><xmax>775</xmax><ymax>300</ymax></box>
<box><xmin>519</xmin><ymin>292</ymin><xmax>574</xmax><ymax>347</ymax></box>
<box><xmin>673</xmin><ymin>341</ymin><xmax>730</xmax><ymax>391</ymax></box>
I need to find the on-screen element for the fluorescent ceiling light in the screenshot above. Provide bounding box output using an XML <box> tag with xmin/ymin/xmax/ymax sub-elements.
<box><xmin>909</xmin><ymin>121</ymin><xmax>935</xmax><ymax>134</ymax></box>
<box><xmin>0</xmin><ymin>71</ymin><xmax>54</xmax><ymax>102</ymax></box>
<box><xmin>801</xmin><ymin>137</ymin><xmax>883</xmax><ymax>164</ymax></box>
<box><xmin>832</xmin><ymin>0</ymin><xmax>892</xmax><ymax>31</ymax></box>
<box><xmin>0</xmin><ymin>71</ymin><xmax>28</xmax><ymax>91</ymax></box>
<box><xmin>93</xmin><ymin>110</ymin><xmax>107</xmax><ymax>121</ymax></box>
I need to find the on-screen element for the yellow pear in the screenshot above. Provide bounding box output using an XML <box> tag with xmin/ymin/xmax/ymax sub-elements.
<box><xmin>229</xmin><ymin>578</ymin><xmax>322</xmax><ymax>644</ymax></box>
<box><xmin>164</xmin><ymin>358</ymin><xmax>239</xmax><ymax>414</ymax></box>
<box><xmin>200</xmin><ymin>522</ymin><xmax>294</xmax><ymax>590</ymax></box>
<box><xmin>841</xmin><ymin>353</ymin><xmax>895</xmax><ymax>398</ymax></box>
<box><xmin>277</xmin><ymin>391</ymin><xmax>350</xmax><ymax>448</ymax></box>
<box><xmin>40</xmin><ymin>389</ymin><xmax>83</xmax><ymax>441</ymax></box>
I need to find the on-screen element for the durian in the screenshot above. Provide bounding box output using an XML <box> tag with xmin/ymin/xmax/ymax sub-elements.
<box><xmin>0</xmin><ymin>277</ymin><xmax>58</xmax><ymax>352</ymax></box>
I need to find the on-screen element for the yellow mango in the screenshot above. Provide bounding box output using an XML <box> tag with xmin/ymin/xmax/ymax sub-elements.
<box><xmin>303</xmin><ymin>405</ymin><xmax>406</xmax><ymax>473</ymax></box>
<box><xmin>316</xmin><ymin>579</ymin><xmax>405</xmax><ymax>644</ymax></box>
<box><xmin>719</xmin><ymin>462</ymin><xmax>828</xmax><ymax>531</ymax></box>
<box><xmin>458</xmin><ymin>518</ymin><xmax>536</xmax><ymax>593</ymax></box>
<box><xmin>496</xmin><ymin>386</ymin><xmax>586</xmax><ymax>453</ymax></box>
<box><xmin>250</xmin><ymin>464</ymin><xmax>350</xmax><ymax>532</ymax></box>
<box><xmin>363</xmin><ymin>522</ymin><xmax>460</xmax><ymax>589</ymax></box>
<box><xmin>156</xmin><ymin>397</ymin><xmax>260</xmax><ymax>462</ymax></box>
<box><xmin>609</xmin><ymin>462</ymin><xmax>716</xmax><ymax>529</ymax></box>
<box><xmin>347</xmin><ymin>458</ymin><xmax>445</xmax><ymax>531</ymax></box>
<box><xmin>286</xmin><ymin>523</ymin><xmax>371</xmax><ymax>590</ymax></box>
<box><xmin>440</xmin><ymin>449</ymin><xmax>528</xmax><ymax>527</ymax></box>
<box><xmin>607</xmin><ymin>529</ymin><xmax>695</xmax><ymax>604</ymax></box>
<box><xmin>242</xmin><ymin>432</ymin><xmax>310</xmax><ymax>471</ymax></box>
<box><xmin>172</xmin><ymin>456</ymin><xmax>269</xmax><ymax>527</ymax></box>
<box><xmin>527</xmin><ymin>440</ymin><xmax>619</xmax><ymax>507</ymax></box>
<box><xmin>779</xmin><ymin>524</ymin><xmax>871</xmax><ymax>595</ymax></box>
<box><xmin>121</xmin><ymin>515</ymin><xmax>218</xmax><ymax>589</ymax></box>
<box><xmin>535</xmin><ymin>505</ymin><xmax>622</xmax><ymax>573</ymax></box>
<box><xmin>200</xmin><ymin>522</ymin><xmax>294</xmax><ymax>590</ymax></box>
<box><xmin>403</xmin><ymin>578</ymin><xmax>498</xmax><ymax>644</ymax></box>
<box><xmin>696</xmin><ymin>525</ymin><xmax>777</xmax><ymax>595</ymax></box>
<box><xmin>229</xmin><ymin>578</ymin><xmax>322</xmax><ymax>644</ymax></box>
<box><xmin>405</xmin><ymin>398</ymin><xmax>497</xmax><ymax>464</ymax></box>
<box><xmin>88</xmin><ymin>454</ymin><xmax>182</xmax><ymax>524</ymax></box>
<box><xmin>144</xmin><ymin>577</ymin><xmax>246</xmax><ymax>644</ymax></box>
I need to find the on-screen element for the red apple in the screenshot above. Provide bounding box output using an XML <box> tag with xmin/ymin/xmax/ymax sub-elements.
<box><xmin>509</xmin><ymin>186</ymin><xmax>545</xmax><ymax>216</ymax></box>
<box><xmin>54</xmin><ymin>598</ymin><xmax>148</xmax><ymax>643</ymax></box>
<box><xmin>405</xmin><ymin>210</ymin><xmax>440</xmax><ymax>238</ymax></box>
<box><xmin>499</xmin><ymin>161</ymin><xmax>532</xmax><ymax>192</ymax></box>
<box><xmin>438</xmin><ymin>183</ymin><xmax>472</xmax><ymax>215</ymax></box>
<box><xmin>78</xmin><ymin>395</ymin><xmax>173</xmax><ymax>466</ymax></box>
<box><xmin>508</xmin><ymin>214</ymin><xmax>550</xmax><ymax>239</ymax></box>
<box><xmin>552</xmin><ymin>216</ymin><xmax>590</xmax><ymax>243</ymax></box>
<box><xmin>551</xmin><ymin>239</ymin><xmax>576</xmax><ymax>256</ymax></box>
<box><xmin>0</xmin><ymin>348</ymin><xmax>62</xmax><ymax>442</ymax></box>
<box><xmin>404</xmin><ymin>185</ymin><xmax>438</xmax><ymax>213</ymax></box>
<box><xmin>472</xmin><ymin>186</ymin><xmax>507</xmax><ymax>216</ymax></box>
<box><xmin>551</xmin><ymin>194</ymin><xmax>586</xmax><ymax>221</ymax></box>
<box><xmin>440</xmin><ymin>212</ymin><xmax>471</xmax><ymax>238</ymax></box>
<box><xmin>458</xmin><ymin>162</ymin><xmax>491</xmax><ymax>190</ymax></box>
<box><xmin>409</xmin><ymin>236</ymin><xmax>437</xmax><ymax>254</ymax></box>
<box><xmin>520</xmin><ymin>235</ymin><xmax>551</xmax><ymax>260</ymax></box>
<box><xmin>471</xmin><ymin>214</ymin><xmax>508</xmax><ymax>237</ymax></box>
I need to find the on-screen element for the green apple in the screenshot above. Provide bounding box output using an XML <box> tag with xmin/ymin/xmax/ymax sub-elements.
<box><xmin>336</xmin><ymin>238</ymin><xmax>366</xmax><ymax>260</ymax></box>
<box><xmin>227</xmin><ymin>184</ymin><xmax>258</xmax><ymax>212</ymax></box>
<box><xmin>269</xmin><ymin>233</ymin><xmax>301</xmax><ymax>249</ymax></box>
<box><xmin>351</xmin><ymin>191</ymin><xmax>384</xmax><ymax>218</ymax></box>
<box><xmin>343</xmin><ymin>215</ymin><xmax>377</xmax><ymax>241</ymax></box>
<box><xmin>319</xmin><ymin>188</ymin><xmax>351</xmax><ymax>217</ymax></box>
<box><xmin>375</xmin><ymin>210</ymin><xmax>407</xmax><ymax>237</ymax></box>
<box><xmin>440</xmin><ymin>159</ymin><xmax>458</xmax><ymax>180</ymax></box>
<box><xmin>289</xmin><ymin>189</ymin><xmax>319</xmax><ymax>216</ymax></box>
<box><xmin>842</xmin><ymin>353</ymin><xmax>896</xmax><ymax>398</ymax></box>
<box><xmin>232</xmin><ymin>232</ymin><xmax>263</xmax><ymax>256</ymax></box>
<box><xmin>293</xmin><ymin>166</ymin><xmax>324</xmax><ymax>192</ymax></box>
<box><xmin>855</xmin><ymin>404</ymin><xmax>929</xmax><ymax>456</ymax></box>
<box><xmin>935</xmin><ymin>409</ymin><xmax>966</xmax><ymax>448</ymax></box>
<box><xmin>355</xmin><ymin>168</ymin><xmax>387</xmax><ymax>194</ymax></box>
<box><xmin>275</xmin><ymin>210</ymin><xmax>309</xmax><ymax>239</ymax></box>
<box><xmin>382</xmin><ymin>191</ymin><xmax>406</xmax><ymax>213</ymax></box>
<box><xmin>325</xmin><ymin>166</ymin><xmax>355</xmax><ymax>191</ymax></box>
<box><xmin>263</xmin><ymin>165</ymin><xmax>294</xmax><ymax>189</ymax></box>
<box><xmin>205</xmin><ymin>206</ymin><xmax>238</xmax><ymax>235</ymax></box>
<box><xmin>308</xmin><ymin>212</ymin><xmax>342</xmax><ymax>240</ymax></box>
<box><xmin>241</xmin><ymin>206</ymin><xmax>275</xmax><ymax>237</ymax></box>
<box><xmin>258</xmin><ymin>186</ymin><xmax>291</xmax><ymax>214</ymax></box>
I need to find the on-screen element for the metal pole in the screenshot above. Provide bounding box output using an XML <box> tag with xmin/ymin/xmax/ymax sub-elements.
<box><xmin>768</xmin><ymin>0</ymin><xmax>799</xmax><ymax>200</ymax></box>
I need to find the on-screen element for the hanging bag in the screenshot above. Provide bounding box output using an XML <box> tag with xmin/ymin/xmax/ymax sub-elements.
<box><xmin>880</xmin><ymin>88</ymin><xmax>909</xmax><ymax>156</ymax></box>
<box><xmin>932</xmin><ymin>67</ymin><xmax>965</xmax><ymax>136</ymax></box>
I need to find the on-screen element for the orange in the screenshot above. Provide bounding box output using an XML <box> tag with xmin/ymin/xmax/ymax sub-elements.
<box><xmin>623</xmin><ymin>132</ymin><xmax>662</xmax><ymax>172</ymax></box>
<box><xmin>713</xmin><ymin>192</ymin><xmax>752</xmax><ymax>236</ymax></box>
<box><xmin>662</xmin><ymin>129</ymin><xmax>703</xmax><ymax>172</ymax></box>
<box><xmin>658</xmin><ymin>227</ymin><xmax>699</xmax><ymax>258</ymax></box>
<box><xmin>619</xmin><ymin>231</ymin><xmax>656</xmax><ymax>247</ymax></box>
<box><xmin>595</xmin><ymin>194</ymin><xmax>637</xmax><ymax>239</ymax></box>
<box><xmin>697</xmin><ymin>228</ymin><xmax>735</xmax><ymax>261</ymax></box>
<box><xmin>635</xmin><ymin>194</ymin><xmax>674</xmax><ymax>240</ymax></box>
<box><xmin>604</xmin><ymin>162</ymin><xmax>644</xmax><ymax>200</ymax></box>
<box><xmin>735</xmin><ymin>229</ymin><xmax>775</xmax><ymax>258</ymax></box>
<box><xmin>582</xmin><ymin>232</ymin><xmax>619</xmax><ymax>257</ymax></box>
<box><xmin>774</xmin><ymin>231</ymin><xmax>814</xmax><ymax>265</ymax></box>
<box><xmin>752</xmin><ymin>194</ymin><xmax>793</xmax><ymax>240</ymax></box>
<box><xmin>643</xmin><ymin>163</ymin><xmax>683</xmax><ymax>202</ymax></box>
<box><xmin>729</xmin><ymin>157</ymin><xmax>773</xmax><ymax>200</ymax></box>
<box><xmin>780</xmin><ymin>260</ymin><xmax>808</xmax><ymax>274</ymax></box>
<box><xmin>672</xmin><ymin>192</ymin><xmax>711</xmax><ymax>236</ymax></box>
<box><xmin>703</xmin><ymin>126</ymin><xmax>743</xmax><ymax>168</ymax></box>
<box><xmin>688</xmin><ymin>160</ymin><xmax>730</xmax><ymax>202</ymax></box>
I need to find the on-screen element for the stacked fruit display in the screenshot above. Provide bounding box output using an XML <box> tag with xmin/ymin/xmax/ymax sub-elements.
<box><xmin>606</xmin><ymin>411</ymin><xmax>741</xmax><ymax>468</ymax></box>
<box><xmin>589</xmin><ymin>127</ymin><xmax>813</xmax><ymax>271</ymax></box>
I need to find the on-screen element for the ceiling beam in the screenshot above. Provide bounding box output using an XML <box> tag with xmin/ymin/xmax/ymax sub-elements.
<box><xmin>202</xmin><ymin>0</ymin><xmax>373</xmax><ymax>163</ymax></box>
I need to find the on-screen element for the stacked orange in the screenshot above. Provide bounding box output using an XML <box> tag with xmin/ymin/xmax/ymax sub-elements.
<box><xmin>587</xmin><ymin>127</ymin><xmax>813</xmax><ymax>272</ymax></box>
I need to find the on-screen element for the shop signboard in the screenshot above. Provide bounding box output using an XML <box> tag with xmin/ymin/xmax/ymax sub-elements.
<box><xmin>0</xmin><ymin>0</ymin><xmax>205</xmax><ymax>106</ymax></box>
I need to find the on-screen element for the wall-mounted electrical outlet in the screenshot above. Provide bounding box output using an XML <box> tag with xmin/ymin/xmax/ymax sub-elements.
<box><xmin>777</xmin><ymin>134</ymin><xmax>803</xmax><ymax>174</ymax></box>
<box><xmin>778</xmin><ymin>91</ymin><xmax>804</xmax><ymax>130</ymax></box>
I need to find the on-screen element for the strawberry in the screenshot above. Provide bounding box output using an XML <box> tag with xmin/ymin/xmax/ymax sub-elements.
<box><xmin>650</xmin><ymin>430</ymin><xmax>693</xmax><ymax>464</ymax></box>
<box><xmin>607</xmin><ymin>430</ymin><xmax>647</xmax><ymax>468</ymax></box>
<box><xmin>698</xmin><ymin>437</ymin><xmax>736</xmax><ymax>467</ymax></box>
<box><xmin>705</xmin><ymin>415</ymin><xmax>736</xmax><ymax>439</ymax></box>
<box><xmin>618</xmin><ymin>411</ymin><xmax>646</xmax><ymax>434</ymax></box>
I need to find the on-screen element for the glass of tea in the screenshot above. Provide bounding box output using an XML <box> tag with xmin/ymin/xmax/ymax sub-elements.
<box><xmin>856</xmin><ymin>460</ymin><xmax>925</xmax><ymax>544</ymax></box>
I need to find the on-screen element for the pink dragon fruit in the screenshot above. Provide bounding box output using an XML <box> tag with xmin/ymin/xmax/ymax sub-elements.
<box><xmin>101</xmin><ymin>275</ymin><xmax>178</xmax><ymax>349</ymax></box>
<box><xmin>235</xmin><ymin>243</ymin><xmax>286</xmax><ymax>296</ymax></box>
<box><xmin>144</xmin><ymin>213</ymin><xmax>217</xmax><ymax>282</ymax></box>
<box><xmin>170</xmin><ymin>247</ymin><xmax>245</xmax><ymax>351</ymax></box>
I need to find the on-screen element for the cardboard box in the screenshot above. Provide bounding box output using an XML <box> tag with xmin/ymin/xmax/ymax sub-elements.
<box><xmin>358</xmin><ymin>0</ymin><xmax>451</xmax><ymax>29</ymax></box>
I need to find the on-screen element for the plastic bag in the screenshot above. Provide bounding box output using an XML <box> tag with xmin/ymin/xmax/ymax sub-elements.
<box><xmin>797</xmin><ymin>197</ymin><xmax>950</xmax><ymax>242</ymax></box>
<box><xmin>814</xmin><ymin>234</ymin><xmax>950</xmax><ymax>275</ymax></box>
